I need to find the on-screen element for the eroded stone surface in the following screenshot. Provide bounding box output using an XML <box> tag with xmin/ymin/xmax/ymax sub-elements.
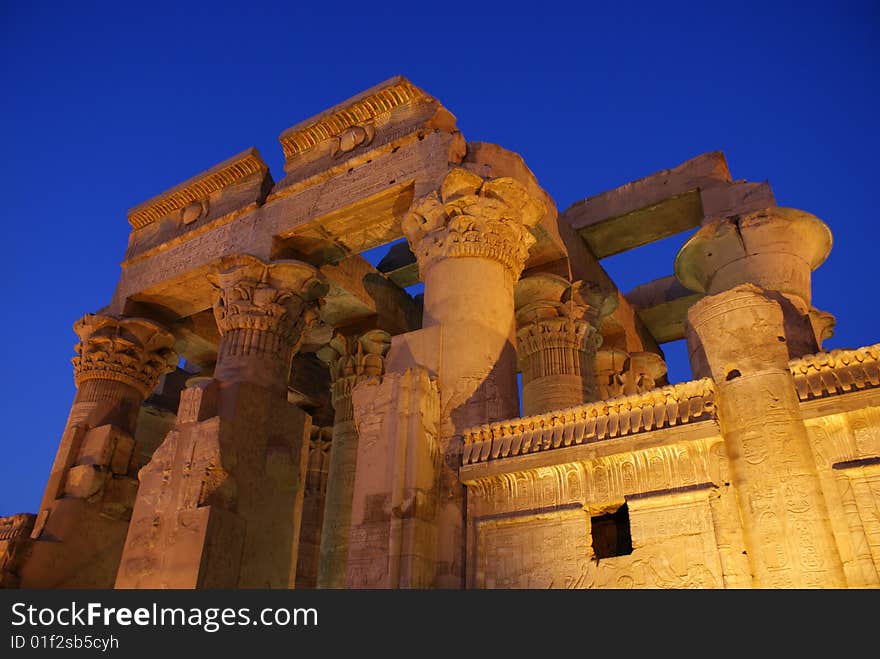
<box><xmin>15</xmin><ymin>78</ymin><xmax>879</xmax><ymax>591</ymax></box>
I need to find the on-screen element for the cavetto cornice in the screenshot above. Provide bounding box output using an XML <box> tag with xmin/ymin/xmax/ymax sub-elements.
<box><xmin>462</xmin><ymin>379</ymin><xmax>717</xmax><ymax>465</ymax></box>
<box><xmin>278</xmin><ymin>76</ymin><xmax>428</xmax><ymax>161</ymax></box>
<box><xmin>127</xmin><ymin>148</ymin><xmax>267</xmax><ymax>229</ymax></box>
<box><xmin>461</xmin><ymin>343</ymin><xmax>880</xmax><ymax>467</ymax></box>
<box><xmin>791</xmin><ymin>344</ymin><xmax>880</xmax><ymax>401</ymax></box>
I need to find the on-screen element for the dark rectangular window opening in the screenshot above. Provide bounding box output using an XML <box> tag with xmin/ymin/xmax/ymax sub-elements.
<box><xmin>591</xmin><ymin>503</ymin><xmax>633</xmax><ymax>559</ymax></box>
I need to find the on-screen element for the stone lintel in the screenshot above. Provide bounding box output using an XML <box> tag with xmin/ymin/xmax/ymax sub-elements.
<box><xmin>626</xmin><ymin>275</ymin><xmax>705</xmax><ymax>344</ymax></box>
<box><xmin>127</xmin><ymin>147</ymin><xmax>270</xmax><ymax>230</ymax></box>
<box><xmin>110</xmin><ymin>132</ymin><xmax>456</xmax><ymax>319</ymax></box>
<box><xmin>560</xmin><ymin>152</ymin><xmax>776</xmax><ymax>259</ymax></box>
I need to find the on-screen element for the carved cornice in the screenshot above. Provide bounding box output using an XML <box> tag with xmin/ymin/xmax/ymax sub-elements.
<box><xmin>462</xmin><ymin>378</ymin><xmax>716</xmax><ymax>465</ymax></box>
<box><xmin>318</xmin><ymin>330</ymin><xmax>392</xmax><ymax>412</ymax></box>
<box><xmin>278</xmin><ymin>78</ymin><xmax>427</xmax><ymax>161</ymax></box>
<box><xmin>790</xmin><ymin>344</ymin><xmax>880</xmax><ymax>401</ymax></box>
<box><xmin>72</xmin><ymin>314</ymin><xmax>177</xmax><ymax>398</ymax></box>
<box><xmin>402</xmin><ymin>168</ymin><xmax>546</xmax><ymax>279</ymax></box>
<box><xmin>209</xmin><ymin>255</ymin><xmax>328</xmax><ymax>358</ymax></box>
<box><xmin>127</xmin><ymin>149</ymin><xmax>267</xmax><ymax>230</ymax></box>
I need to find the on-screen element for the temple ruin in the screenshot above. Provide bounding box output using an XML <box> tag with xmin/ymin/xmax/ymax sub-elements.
<box><xmin>3</xmin><ymin>76</ymin><xmax>879</xmax><ymax>589</ymax></box>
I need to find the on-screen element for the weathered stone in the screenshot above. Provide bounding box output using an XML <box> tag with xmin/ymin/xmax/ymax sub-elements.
<box><xmin>16</xmin><ymin>77</ymin><xmax>879</xmax><ymax>591</ymax></box>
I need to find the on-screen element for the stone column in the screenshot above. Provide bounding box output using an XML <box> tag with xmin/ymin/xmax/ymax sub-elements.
<box><xmin>0</xmin><ymin>514</ymin><xmax>36</xmax><ymax>588</ymax></box>
<box><xmin>515</xmin><ymin>275</ymin><xmax>614</xmax><ymax>415</ymax></box>
<box><xmin>116</xmin><ymin>255</ymin><xmax>327</xmax><ymax>588</ymax></box>
<box><xmin>402</xmin><ymin>168</ymin><xmax>545</xmax><ymax>587</ymax></box>
<box><xmin>316</xmin><ymin>329</ymin><xmax>391</xmax><ymax>588</ymax></box>
<box><xmin>295</xmin><ymin>425</ymin><xmax>332</xmax><ymax>589</ymax></box>
<box><xmin>20</xmin><ymin>315</ymin><xmax>176</xmax><ymax>588</ymax></box>
<box><xmin>675</xmin><ymin>207</ymin><xmax>845</xmax><ymax>587</ymax></box>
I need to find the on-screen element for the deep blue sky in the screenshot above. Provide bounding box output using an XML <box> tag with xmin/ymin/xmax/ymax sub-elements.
<box><xmin>2</xmin><ymin>2</ymin><xmax>877</xmax><ymax>516</ymax></box>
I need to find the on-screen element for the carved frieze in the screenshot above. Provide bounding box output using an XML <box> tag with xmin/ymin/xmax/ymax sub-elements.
<box><xmin>127</xmin><ymin>149</ymin><xmax>266</xmax><ymax>230</ymax></box>
<box><xmin>790</xmin><ymin>344</ymin><xmax>880</xmax><ymax>401</ymax></box>
<box><xmin>462</xmin><ymin>378</ymin><xmax>716</xmax><ymax>465</ymax></box>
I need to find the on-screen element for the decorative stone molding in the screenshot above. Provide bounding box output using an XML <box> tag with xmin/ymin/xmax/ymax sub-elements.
<box><xmin>279</xmin><ymin>78</ymin><xmax>426</xmax><ymax>161</ymax></box>
<box><xmin>402</xmin><ymin>168</ymin><xmax>546</xmax><ymax>280</ymax></box>
<box><xmin>127</xmin><ymin>148</ymin><xmax>267</xmax><ymax>229</ymax></box>
<box><xmin>461</xmin><ymin>378</ymin><xmax>716</xmax><ymax>465</ymax></box>
<box><xmin>72</xmin><ymin>314</ymin><xmax>177</xmax><ymax>398</ymax></box>
<box><xmin>209</xmin><ymin>254</ymin><xmax>328</xmax><ymax>363</ymax></box>
<box><xmin>317</xmin><ymin>329</ymin><xmax>392</xmax><ymax>421</ymax></box>
<box><xmin>790</xmin><ymin>344</ymin><xmax>880</xmax><ymax>401</ymax></box>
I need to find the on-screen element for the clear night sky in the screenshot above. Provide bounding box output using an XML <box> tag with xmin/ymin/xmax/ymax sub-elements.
<box><xmin>2</xmin><ymin>2</ymin><xmax>877</xmax><ymax>516</ymax></box>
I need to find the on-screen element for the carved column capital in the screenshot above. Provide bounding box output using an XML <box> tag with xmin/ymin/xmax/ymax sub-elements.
<box><xmin>515</xmin><ymin>276</ymin><xmax>615</xmax><ymax>357</ymax></box>
<box><xmin>318</xmin><ymin>329</ymin><xmax>392</xmax><ymax>419</ymax></box>
<box><xmin>72</xmin><ymin>314</ymin><xmax>177</xmax><ymax>398</ymax></box>
<box><xmin>209</xmin><ymin>254</ymin><xmax>328</xmax><ymax>351</ymax></box>
<box><xmin>209</xmin><ymin>255</ymin><xmax>328</xmax><ymax>389</ymax></box>
<box><xmin>402</xmin><ymin>168</ymin><xmax>546</xmax><ymax>280</ymax></box>
<box><xmin>514</xmin><ymin>275</ymin><xmax>617</xmax><ymax>414</ymax></box>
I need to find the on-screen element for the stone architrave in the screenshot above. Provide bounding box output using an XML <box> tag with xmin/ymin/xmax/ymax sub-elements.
<box><xmin>401</xmin><ymin>167</ymin><xmax>545</xmax><ymax>587</ymax></box>
<box><xmin>116</xmin><ymin>255</ymin><xmax>327</xmax><ymax>589</ymax></box>
<box><xmin>515</xmin><ymin>274</ymin><xmax>616</xmax><ymax>415</ymax></box>
<box><xmin>19</xmin><ymin>315</ymin><xmax>176</xmax><ymax>588</ymax></box>
<box><xmin>316</xmin><ymin>329</ymin><xmax>391</xmax><ymax>588</ymax></box>
<box><xmin>676</xmin><ymin>207</ymin><xmax>846</xmax><ymax>587</ymax></box>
